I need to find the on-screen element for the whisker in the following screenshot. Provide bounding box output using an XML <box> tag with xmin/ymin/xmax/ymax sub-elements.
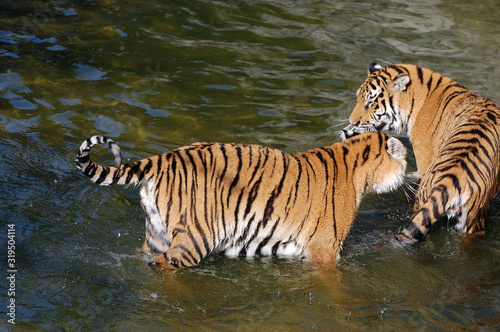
<box><xmin>331</xmin><ymin>121</ymin><xmax>349</xmax><ymax>129</ymax></box>
<box><xmin>401</xmin><ymin>186</ymin><xmax>411</xmax><ymax>202</ymax></box>
<box><xmin>405</xmin><ymin>183</ymin><xmax>418</xmax><ymax>196</ymax></box>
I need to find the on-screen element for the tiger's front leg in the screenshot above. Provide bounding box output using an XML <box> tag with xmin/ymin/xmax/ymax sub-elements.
<box><xmin>148</xmin><ymin>245</ymin><xmax>201</xmax><ymax>270</ymax></box>
<box><xmin>148</xmin><ymin>228</ymin><xmax>209</xmax><ymax>269</ymax></box>
<box><xmin>148</xmin><ymin>249</ymin><xmax>186</xmax><ymax>270</ymax></box>
<box><xmin>305</xmin><ymin>239</ymin><xmax>340</xmax><ymax>268</ymax></box>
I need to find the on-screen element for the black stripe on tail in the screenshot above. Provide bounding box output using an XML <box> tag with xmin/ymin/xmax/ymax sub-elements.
<box><xmin>75</xmin><ymin>135</ymin><xmax>122</xmax><ymax>184</ymax></box>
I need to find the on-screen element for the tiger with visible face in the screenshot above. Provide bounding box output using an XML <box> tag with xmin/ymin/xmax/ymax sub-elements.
<box><xmin>344</xmin><ymin>63</ymin><xmax>500</xmax><ymax>243</ymax></box>
<box><xmin>76</xmin><ymin>133</ymin><xmax>406</xmax><ymax>269</ymax></box>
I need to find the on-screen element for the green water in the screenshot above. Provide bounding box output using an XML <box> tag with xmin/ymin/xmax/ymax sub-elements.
<box><xmin>2</xmin><ymin>0</ymin><xmax>500</xmax><ymax>330</ymax></box>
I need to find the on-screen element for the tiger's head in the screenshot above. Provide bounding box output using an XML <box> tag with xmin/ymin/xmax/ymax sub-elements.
<box><xmin>344</xmin><ymin>63</ymin><xmax>411</xmax><ymax>139</ymax></box>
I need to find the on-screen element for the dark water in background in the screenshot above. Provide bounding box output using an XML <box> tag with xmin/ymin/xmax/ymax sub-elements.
<box><xmin>1</xmin><ymin>0</ymin><xmax>500</xmax><ymax>330</ymax></box>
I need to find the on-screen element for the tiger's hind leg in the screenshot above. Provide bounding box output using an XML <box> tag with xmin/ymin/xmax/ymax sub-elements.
<box><xmin>464</xmin><ymin>206</ymin><xmax>488</xmax><ymax>235</ymax></box>
<box><xmin>394</xmin><ymin>170</ymin><xmax>472</xmax><ymax>244</ymax></box>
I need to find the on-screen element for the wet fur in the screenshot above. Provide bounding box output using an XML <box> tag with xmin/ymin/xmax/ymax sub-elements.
<box><xmin>346</xmin><ymin>63</ymin><xmax>500</xmax><ymax>242</ymax></box>
<box><xmin>76</xmin><ymin>133</ymin><xmax>406</xmax><ymax>269</ymax></box>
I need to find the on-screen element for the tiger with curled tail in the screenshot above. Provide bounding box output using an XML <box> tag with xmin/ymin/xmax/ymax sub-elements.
<box><xmin>76</xmin><ymin>133</ymin><xmax>406</xmax><ymax>269</ymax></box>
<box><xmin>343</xmin><ymin>63</ymin><xmax>500</xmax><ymax>243</ymax></box>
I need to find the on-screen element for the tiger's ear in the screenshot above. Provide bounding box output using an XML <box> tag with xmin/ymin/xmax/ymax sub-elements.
<box><xmin>390</xmin><ymin>74</ymin><xmax>410</xmax><ymax>92</ymax></box>
<box><xmin>386</xmin><ymin>137</ymin><xmax>406</xmax><ymax>160</ymax></box>
<box><xmin>368</xmin><ymin>62</ymin><xmax>383</xmax><ymax>74</ymax></box>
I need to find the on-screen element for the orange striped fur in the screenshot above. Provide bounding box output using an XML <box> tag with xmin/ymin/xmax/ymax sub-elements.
<box><xmin>345</xmin><ymin>63</ymin><xmax>500</xmax><ymax>242</ymax></box>
<box><xmin>76</xmin><ymin>133</ymin><xmax>406</xmax><ymax>269</ymax></box>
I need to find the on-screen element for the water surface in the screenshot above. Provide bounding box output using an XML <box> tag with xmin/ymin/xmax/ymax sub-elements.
<box><xmin>1</xmin><ymin>0</ymin><xmax>500</xmax><ymax>330</ymax></box>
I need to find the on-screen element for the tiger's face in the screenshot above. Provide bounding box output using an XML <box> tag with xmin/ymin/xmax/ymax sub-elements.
<box><xmin>345</xmin><ymin>63</ymin><xmax>410</xmax><ymax>138</ymax></box>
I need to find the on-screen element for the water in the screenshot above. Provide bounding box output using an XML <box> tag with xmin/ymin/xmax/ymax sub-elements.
<box><xmin>1</xmin><ymin>0</ymin><xmax>500</xmax><ymax>330</ymax></box>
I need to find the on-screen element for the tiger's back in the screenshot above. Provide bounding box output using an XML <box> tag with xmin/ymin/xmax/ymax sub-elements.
<box><xmin>76</xmin><ymin>132</ymin><xmax>406</xmax><ymax>269</ymax></box>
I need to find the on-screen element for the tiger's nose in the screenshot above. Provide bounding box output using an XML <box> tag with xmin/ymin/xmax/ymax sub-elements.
<box><xmin>351</xmin><ymin>121</ymin><xmax>360</xmax><ymax>127</ymax></box>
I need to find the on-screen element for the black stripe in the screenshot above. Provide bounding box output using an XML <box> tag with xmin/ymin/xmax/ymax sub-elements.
<box><xmin>219</xmin><ymin>144</ymin><xmax>228</xmax><ymax>182</ymax></box>
<box><xmin>434</xmin><ymin>76</ymin><xmax>443</xmax><ymax>91</ymax></box>
<box><xmin>417</xmin><ymin>66</ymin><xmax>424</xmax><ymax>84</ymax></box>
<box><xmin>442</xmin><ymin>91</ymin><xmax>468</xmax><ymax>112</ymax></box>
<box><xmin>157</xmin><ymin>153</ymin><xmax>163</xmax><ymax>175</ymax></box>
<box><xmin>177</xmin><ymin>152</ymin><xmax>189</xmax><ymax>196</ymax></box>
<box><xmin>262</xmin><ymin>153</ymin><xmax>290</xmax><ymax>227</ymax></box>
<box><xmin>180</xmin><ymin>253</ymin><xmax>193</xmax><ymax>267</ymax></box>
<box><xmin>467</xmin><ymin>128</ymin><xmax>495</xmax><ymax>152</ymax></box>
<box><xmin>421</xmin><ymin>208</ymin><xmax>432</xmax><ymax>228</ymax></box>
<box><xmin>241</xmin><ymin>216</ymin><xmax>267</xmax><ymax>257</ymax></box>
<box><xmin>377</xmin><ymin>131</ymin><xmax>384</xmax><ymax>156</ymax></box>
<box><xmin>199</xmin><ymin>149</ymin><xmax>215</xmax><ymax>243</ymax></box>
<box><xmin>216</xmin><ymin>146</ymin><xmax>228</xmax><ymax>240</ymax></box>
<box><xmin>76</xmin><ymin>155</ymin><xmax>89</xmax><ymax>164</ymax></box>
<box><xmin>249</xmin><ymin>147</ymin><xmax>264</xmax><ymax>183</ymax></box>
<box><xmin>426</xmin><ymin>75</ymin><xmax>433</xmax><ymax>93</ymax></box>
<box><xmin>86</xmin><ymin>163</ymin><xmax>97</xmax><ymax>178</ymax></box>
<box><xmin>227</xmin><ymin>146</ymin><xmax>242</xmax><ymax>206</ymax></box>
<box><xmin>433</xmin><ymin>184</ymin><xmax>449</xmax><ymax>210</ymax></box>
<box><xmin>85</xmin><ymin>138</ymin><xmax>93</xmax><ymax>149</ymax></box>
<box><xmin>445</xmin><ymin>148</ymin><xmax>489</xmax><ymax>177</ymax></box>
<box><xmin>315</xmin><ymin>150</ymin><xmax>329</xmax><ymax>179</ymax></box>
<box><xmin>233</xmin><ymin>191</ymin><xmax>245</xmax><ymax>234</ymax></box>
<box><xmin>307</xmin><ymin>216</ymin><xmax>322</xmax><ymax>242</ymax></box>
<box><xmin>138</xmin><ymin>159</ymin><xmax>153</xmax><ymax>182</ymax></box>
<box><xmin>244</xmin><ymin>177</ymin><xmax>262</xmax><ymax>218</ymax></box>
<box><xmin>302</xmin><ymin>155</ymin><xmax>313</xmax><ymax>201</ymax></box>
<box><xmin>291</xmin><ymin>155</ymin><xmax>302</xmax><ymax>206</ymax></box>
<box><xmin>186</xmin><ymin>150</ymin><xmax>198</xmax><ymax>181</ymax></box>
<box><xmin>262</xmin><ymin>194</ymin><xmax>275</xmax><ymax>228</ymax></box>
<box><xmin>342</xmin><ymin>147</ymin><xmax>349</xmax><ymax>171</ymax></box>
<box><xmin>174</xmin><ymin>243</ymin><xmax>198</xmax><ymax>264</ymax></box>
<box><xmin>236</xmin><ymin>214</ymin><xmax>255</xmax><ymax>246</ymax></box>
<box><xmin>429</xmin><ymin>196</ymin><xmax>440</xmax><ymax>219</ymax></box>
<box><xmin>459</xmin><ymin>159</ymin><xmax>480</xmax><ymax>189</ymax></box>
<box><xmin>405</xmin><ymin>223</ymin><xmax>425</xmax><ymax>241</ymax></box>
<box><xmin>388</xmin><ymin>64</ymin><xmax>404</xmax><ymax>75</ymax></box>
<box><xmin>486</xmin><ymin>112</ymin><xmax>498</xmax><ymax>125</ymax></box>
<box><xmin>95</xmin><ymin>167</ymin><xmax>110</xmax><ymax>184</ymax></box>
<box><xmin>127</xmin><ymin>161</ymin><xmax>142</xmax><ymax>183</ymax></box>
<box><xmin>243</xmin><ymin>150</ymin><xmax>267</xmax><ymax>219</ymax></box>
<box><xmin>436</xmin><ymin>173</ymin><xmax>462</xmax><ymax>194</ymax></box>
<box><xmin>187</xmin><ymin>227</ymin><xmax>205</xmax><ymax>261</ymax></box>
<box><xmin>362</xmin><ymin>145</ymin><xmax>370</xmax><ymax>164</ymax></box>
<box><xmin>330</xmin><ymin>147</ymin><xmax>338</xmax><ymax>240</ymax></box>
<box><xmin>271</xmin><ymin>241</ymin><xmax>281</xmax><ymax>255</ymax></box>
<box><xmin>255</xmin><ymin>219</ymin><xmax>280</xmax><ymax>257</ymax></box>
<box><xmin>381</xmin><ymin>98</ymin><xmax>387</xmax><ymax>110</ymax></box>
<box><xmin>303</xmin><ymin>154</ymin><xmax>316</xmax><ymax>180</ymax></box>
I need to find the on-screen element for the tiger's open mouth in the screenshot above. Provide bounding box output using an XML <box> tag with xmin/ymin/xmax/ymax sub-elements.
<box><xmin>340</xmin><ymin>124</ymin><xmax>377</xmax><ymax>140</ymax></box>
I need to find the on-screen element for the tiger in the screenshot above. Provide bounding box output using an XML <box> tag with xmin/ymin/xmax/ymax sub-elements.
<box><xmin>343</xmin><ymin>63</ymin><xmax>500</xmax><ymax>243</ymax></box>
<box><xmin>75</xmin><ymin>132</ymin><xmax>406</xmax><ymax>269</ymax></box>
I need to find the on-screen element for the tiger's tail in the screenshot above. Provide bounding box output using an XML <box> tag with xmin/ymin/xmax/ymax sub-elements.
<box><xmin>76</xmin><ymin>135</ymin><xmax>151</xmax><ymax>186</ymax></box>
